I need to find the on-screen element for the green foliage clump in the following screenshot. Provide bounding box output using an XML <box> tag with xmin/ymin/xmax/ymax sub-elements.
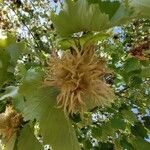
<box><xmin>0</xmin><ymin>0</ymin><xmax>150</xmax><ymax>150</ymax></box>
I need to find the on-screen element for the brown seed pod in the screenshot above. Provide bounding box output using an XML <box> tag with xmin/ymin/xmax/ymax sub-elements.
<box><xmin>0</xmin><ymin>106</ymin><xmax>22</xmax><ymax>143</ymax></box>
<box><xmin>44</xmin><ymin>43</ymin><xmax>114</xmax><ymax>115</ymax></box>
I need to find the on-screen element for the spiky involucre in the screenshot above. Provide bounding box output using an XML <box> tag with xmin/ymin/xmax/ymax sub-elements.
<box><xmin>0</xmin><ymin>106</ymin><xmax>22</xmax><ymax>143</ymax></box>
<box><xmin>44</xmin><ymin>43</ymin><xmax>114</xmax><ymax>115</ymax></box>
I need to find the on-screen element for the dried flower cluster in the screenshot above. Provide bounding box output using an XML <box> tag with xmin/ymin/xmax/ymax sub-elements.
<box><xmin>44</xmin><ymin>44</ymin><xmax>114</xmax><ymax>115</ymax></box>
<box><xmin>130</xmin><ymin>40</ymin><xmax>150</xmax><ymax>60</ymax></box>
<box><xmin>0</xmin><ymin>106</ymin><xmax>22</xmax><ymax>143</ymax></box>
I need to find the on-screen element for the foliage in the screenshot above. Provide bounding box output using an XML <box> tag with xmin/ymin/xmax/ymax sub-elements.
<box><xmin>0</xmin><ymin>0</ymin><xmax>150</xmax><ymax>150</ymax></box>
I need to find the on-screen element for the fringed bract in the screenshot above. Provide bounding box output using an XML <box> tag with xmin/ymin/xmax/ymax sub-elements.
<box><xmin>0</xmin><ymin>106</ymin><xmax>22</xmax><ymax>143</ymax></box>
<box><xmin>44</xmin><ymin>43</ymin><xmax>114</xmax><ymax>115</ymax></box>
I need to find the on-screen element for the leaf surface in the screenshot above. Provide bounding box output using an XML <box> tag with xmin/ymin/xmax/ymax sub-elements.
<box><xmin>17</xmin><ymin>124</ymin><xmax>42</xmax><ymax>150</ymax></box>
<box><xmin>19</xmin><ymin>68</ymin><xmax>81</xmax><ymax>150</ymax></box>
<box><xmin>51</xmin><ymin>0</ymin><xmax>111</xmax><ymax>37</ymax></box>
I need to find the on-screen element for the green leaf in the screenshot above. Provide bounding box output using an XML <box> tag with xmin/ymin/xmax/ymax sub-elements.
<box><xmin>110</xmin><ymin>4</ymin><xmax>134</xmax><ymax>26</ymax></box>
<box><xmin>19</xmin><ymin>68</ymin><xmax>81</xmax><ymax>150</ymax></box>
<box><xmin>143</xmin><ymin>116</ymin><xmax>150</xmax><ymax>130</ymax></box>
<box><xmin>100</xmin><ymin>143</ymin><xmax>114</xmax><ymax>150</ymax></box>
<box><xmin>92</xmin><ymin>126</ymin><xmax>102</xmax><ymax>139</ymax></box>
<box><xmin>88</xmin><ymin>0</ymin><xmax>133</xmax><ymax>25</ymax></box>
<box><xmin>51</xmin><ymin>0</ymin><xmax>111</xmax><ymax>37</ymax></box>
<box><xmin>120</xmin><ymin>137</ymin><xmax>134</xmax><ymax>150</ymax></box>
<box><xmin>123</xmin><ymin>58</ymin><xmax>141</xmax><ymax>73</ymax></box>
<box><xmin>88</xmin><ymin>0</ymin><xmax>150</xmax><ymax>24</ymax></box>
<box><xmin>121</xmin><ymin>58</ymin><xmax>142</xmax><ymax>83</ymax></box>
<box><xmin>5</xmin><ymin>133</ymin><xmax>17</xmax><ymax>150</ymax></box>
<box><xmin>0</xmin><ymin>36</ymin><xmax>25</xmax><ymax>86</ymax></box>
<box><xmin>15</xmin><ymin>63</ymin><xmax>27</xmax><ymax>79</ymax></box>
<box><xmin>0</xmin><ymin>36</ymin><xmax>25</xmax><ymax>66</ymax></box>
<box><xmin>59</xmin><ymin>32</ymin><xmax>109</xmax><ymax>50</ymax></box>
<box><xmin>5</xmin><ymin>36</ymin><xmax>25</xmax><ymax>64</ymax></box>
<box><xmin>40</xmin><ymin>104</ymin><xmax>80</xmax><ymax>150</ymax></box>
<box><xmin>121</xmin><ymin>110</ymin><xmax>137</xmax><ymax>124</ymax></box>
<box><xmin>83</xmin><ymin>139</ymin><xmax>92</xmax><ymax>150</ymax></box>
<box><xmin>13</xmin><ymin>94</ymin><xmax>26</xmax><ymax>113</ymax></box>
<box><xmin>129</xmin><ymin>136</ymin><xmax>150</xmax><ymax>150</ymax></box>
<box><xmin>17</xmin><ymin>124</ymin><xmax>42</xmax><ymax>150</ymax></box>
<box><xmin>129</xmin><ymin>76</ymin><xmax>143</xmax><ymax>87</ymax></box>
<box><xmin>0</xmin><ymin>46</ymin><xmax>12</xmax><ymax>86</ymax></box>
<box><xmin>51</xmin><ymin>0</ymin><xmax>136</xmax><ymax>37</ymax></box>
<box><xmin>0</xmin><ymin>86</ymin><xmax>18</xmax><ymax>100</ymax></box>
<box><xmin>88</xmin><ymin>0</ymin><xmax>121</xmax><ymax>19</ymax></box>
<box><xmin>114</xmin><ymin>141</ymin><xmax>124</xmax><ymax>150</ymax></box>
<box><xmin>130</xmin><ymin>0</ymin><xmax>150</xmax><ymax>18</ymax></box>
<box><xmin>131</xmin><ymin>122</ymin><xmax>148</xmax><ymax>138</ymax></box>
<box><xmin>111</xmin><ymin>115</ymin><xmax>126</xmax><ymax>130</ymax></box>
<box><xmin>0</xmin><ymin>85</ymin><xmax>26</xmax><ymax>113</ymax></box>
<box><xmin>141</xmin><ymin>67</ymin><xmax>150</xmax><ymax>78</ymax></box>
<box><xmin>101</xmin><ymin>122</ymin><xmax>116</xmax><ymax>140</ymax></box>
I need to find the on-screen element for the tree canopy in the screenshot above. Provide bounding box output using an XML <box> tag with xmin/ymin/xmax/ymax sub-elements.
<box><xmin>0</xmin><ymin>0</ymin><xmax>150</xmax><ymax>150</ymax></box>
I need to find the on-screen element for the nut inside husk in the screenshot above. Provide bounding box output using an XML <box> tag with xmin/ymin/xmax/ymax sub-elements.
<box><xmin>44</xmin><ymin>43</ymin><xmax>114</xmax><ymax>115</ymax></box>
<box><xmin>0</xmin><ymin>106</ymin><xmax>22</xmax><ymax>143</ymax></box>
